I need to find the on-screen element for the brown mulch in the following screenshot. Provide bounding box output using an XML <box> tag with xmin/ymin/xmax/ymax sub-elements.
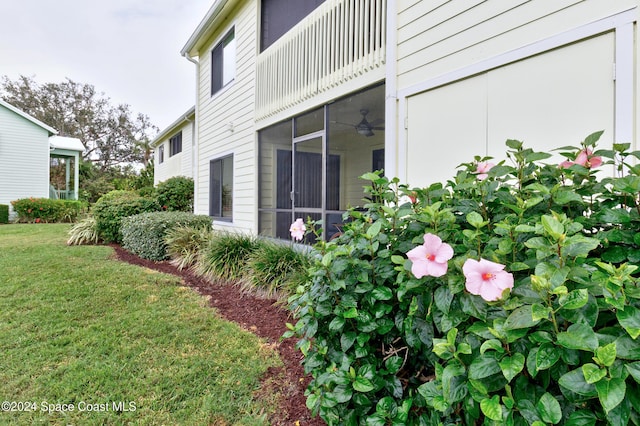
<box><xmin>110</xmin><ymin>244</ymin><xmax>324</xmax><ymax>426</ymax></box>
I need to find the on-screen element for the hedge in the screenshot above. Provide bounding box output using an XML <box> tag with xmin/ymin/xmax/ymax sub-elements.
<box><xmin>10</xmin><ymin>198</ymin><xmax>86</xmax><ymax>223</ymax></box>
<box><xmin>93</xmin><ymin>191</ymin><xmax>160</xmax><ymax>243</ymax></box>
<box><xmin>121</xmin><ymin>211</ymin><xmax>212</xmax><ymax>261</ymax></box>
<box><xmin>0</xmin><ymin>204</ymin><xmax>8</xmax><ymax>224</ymax></box>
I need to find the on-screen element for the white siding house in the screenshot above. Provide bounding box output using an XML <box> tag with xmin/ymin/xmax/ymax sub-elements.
<box><xmin>0</xmin><ymin>99</ymin><xmax>55</xmax><ymax>216</ymax></box>
<box><xmin>181</xmin><ymin>0</ymin><xmax>640</xmax><ymax>240</ymax></box>
<box><xmin>393</xmin><ymin>1</ymin><xmax>638</xmax><ymax>185</ymax></box>
<box><xmin>152</xmin><ymin>106</ymin><xmax>195</xmax><ymax>185</ymax></box>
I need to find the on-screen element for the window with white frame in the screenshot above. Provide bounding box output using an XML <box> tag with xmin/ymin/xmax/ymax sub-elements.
<box><xmin>158</xmin><ymin>145</ymin><xmax>164</xmax><ymax>164</ymax></box>
<box><xmin>211</xmin><ymin>28</ymin><xmax>236</xmax><ymax>95</ymax></box>
<box><xmin>209</xmin><ymin>154</ymin><xmax>233</xmax><ymax>220</ymax></box>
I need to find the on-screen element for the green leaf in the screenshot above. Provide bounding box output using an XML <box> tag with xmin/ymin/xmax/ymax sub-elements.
<box><xmin>329</xmin><ymin>316</ymin><xmax>345</xmax><ymax>332</ymax></box>
<box><xmin>582</xmin><ymin>363</ymin><xmax>607</xmax><ymax>384</ymax></box>
<box><xmin>541</xmin><ymin>215</ymin><xmax>564</xmax><ymax>239</ymax></box>
<box><xmin>365</xmin><ymin>414</ymin><xmax>386</xmax><ymax>426</ymax></box>
<box><xmin>602</xmin><ymin>246</ymin><xmax>629</xmax><ymax>263</ymax></box>
<box><xmin>595</xmin><ymin>378</ymin><xmax>626</xmax><ymax>413</ymax></box>
<box><xmin>532</xmin><ymin>303</ymin><xmax>552</xmax><ymax>321</ymax></box>
<box><xmin>467</xmin><ymin>211</ymin><xmax>486</xmax><ymax>228</ymax></box>
<box><xmin>504</xmin><ymin>305</ymin><xmax>540</xmax><ymax>330</ymax></box>
<box><xmin>366</xmin><ymin>221</ymin><xmax>382</xmax><ymax>239</ymax></box>
<box><xmin>553</xmin><ymin>190</ymin><xmax>584</xmax><ymax>205</ymax></box>
<box><xmin>384</xmin><ymin>356</ymin><xmax>403</xmax><ymax>374</ymax></box>
<box><xmin>559</xmin><ymin>368</ymin><xmax>597</xmax><ymax>398</ymax></box>
<box><xmin>559</xmin><ymin>289</ymin><xmax>589</xmax><ymax>310</ymax></box>
<box><xmin>332</xmin><ymin>384</ymin><xmax>353</xmax><ymax>403</ymax></box>
<box><xmin>556</xmin><ymin>323</ymin><xmax>599</xmax><ymax>351</ymax></box>
<box><xmin>371</xmin><ymin>286</ymin><xmax>393</xmax><ymax>301</ymax></box>
<box><xmin>343</xmin><ymin>306</ymin><xmax>358</xmax><ymax>319</ymax></box>
<box><xmin>563</xmin><ymin>235</ymin><xmax>600</xmax><ymax>258</ymax></box>
<box><xmin>480</xmin><ymin>339</ymin><xmax>505</xmax><ymax>355</ymax></box>
<box><xmin>340</xmin><ymin>331</ymin><xmax>356</xmax><ymax>352</ymax></box>
<box><xmin>536</xmin><ymin>343</ymin><xmax>561</xmax><ymax>371</ymax></box>
<box><xmin>596</xmin><ymin>342</ymin><xmax>617</xmax><ymax>367</ymax></box>
<box><xmin>626</xmin><ymin>362</ymin><xmax>640</xmax><ymax>383</ymax></box>
<box><xmin>480</xmin><ymin>395</ymin><xmax>503</xmax><ymax>421</ymax></box>
<box><xmin>375</xmin><ymin>396</ymin><xmax>397</xmax><ymax>417</ymax></box>
<box><xmin>391</xmin><ymin>255</ymin><xmax>405</xmax><ymax>265</ymax></box>
<box><xmin>537</xmin><ymin>392</ymin><xmax>562</xmax><ymax>424</ymax></box>
<box><xmin>469</xmin><ymin>355</ymin><xmax>501</xmax><ymax>380</ymax></box>
<box><xmin>353</xmin><ymin>376</ymin><xmax>375</xmax><ymax>392</ymax></box>
<box><xmin>565</xmin><ymin>410</ymin><xmax>598</xmax><ymax>426</ymax></box>
<box><xmin>499</xmin><ymin>353</ymin><xmax>525</xmax><ymax>382</ymax></box>
<box><xmin>506</xmin><ymin>139</ymin><xmax>523</xmax><ymax>149</ymax></box>
<box><xmin>617</xmin><ymin>306</ymin><xmax>640</xmax><ymax>339</ymax></box>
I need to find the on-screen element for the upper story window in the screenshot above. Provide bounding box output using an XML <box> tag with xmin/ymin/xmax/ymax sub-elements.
<box><xmin>169</xmin><ymin>132</ymin><xmax>182</xmax><ymax>156</ymax></box>
<box><xmin>260</xmin><ymin>0</ymin><xmax>325</xmax><ymax>51</ymax></box>
<box><xmin>211</xmin><ymin>28</ymin><xmax>236</xmax><ymax>95</ymax></box>
<box><xmin>158</xmin><ymin>145</ymin><xmax>165</xmax><ymax>164</ymax></box>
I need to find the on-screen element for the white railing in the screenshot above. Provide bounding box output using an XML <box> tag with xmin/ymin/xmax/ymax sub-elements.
<box><xmin>256</xmin><ymin>0</ymin><xmax>386</xmax><ymax>120</ymax></box>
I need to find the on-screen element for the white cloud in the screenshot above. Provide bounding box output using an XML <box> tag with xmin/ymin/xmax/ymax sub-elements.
<box><xmin>0</xmin><ymin>0</ymin><xmax>211</xmax><ymax>131</ymax></box>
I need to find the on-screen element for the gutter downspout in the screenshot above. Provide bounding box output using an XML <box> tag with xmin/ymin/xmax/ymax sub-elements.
<box><xmin>183</xmin><ymin>52</ymin><xmax>200</xmax><ymax>214</ymax></box>
<box><xmin>384</xmin><ymin>0</ymin><xmax>398</xmax><ymax>180</ymax></box>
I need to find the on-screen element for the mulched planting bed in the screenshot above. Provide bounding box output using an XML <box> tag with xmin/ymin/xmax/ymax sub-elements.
<box><xmin>110</xmin><ymin>244</ymin><xmax>324</xmax><ymax>426</ymax></box>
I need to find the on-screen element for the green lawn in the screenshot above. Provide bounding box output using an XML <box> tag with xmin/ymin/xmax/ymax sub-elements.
<box><xmin>0</xmin><ymin>224</ymin><xmax>280</xmax><ymax>425</ymax></box>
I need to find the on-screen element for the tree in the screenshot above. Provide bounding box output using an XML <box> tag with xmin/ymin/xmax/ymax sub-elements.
<box><xmin>0</xmin><ymin>75</ymin><xmax>158</xmax><ymax>170</ymax></box>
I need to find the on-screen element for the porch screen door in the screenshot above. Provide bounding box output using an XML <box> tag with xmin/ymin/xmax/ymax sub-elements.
<box><xmin>292</xmin><ymin>135</ymin><xmax>323</xmax><ymax>230</ymax></box>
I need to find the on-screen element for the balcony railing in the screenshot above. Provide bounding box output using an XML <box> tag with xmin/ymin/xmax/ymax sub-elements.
<box><xmin>256</xmin><ymin>0</ymin><xmax>386</xmax><ymax>121</ymax></box>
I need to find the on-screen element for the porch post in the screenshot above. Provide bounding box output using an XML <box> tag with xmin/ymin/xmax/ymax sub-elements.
<box><xmin>65</xmin><ymin>158</ymin><xmax>71</xmax><ymax>199</ymax></box>
<box><xmin>73</xmin><ymin>153</ymin><xmax>79</xmax><ymax>200</ymax></box>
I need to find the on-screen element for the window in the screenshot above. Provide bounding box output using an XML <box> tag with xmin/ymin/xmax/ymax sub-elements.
<box><xmin>158</xmin><ymin>145</ymin><xmax>164</xmax><ymax>164</ymax></box>
<box><xmin>261</xmin><ymin>0</ymin><xmax>325</xmax><ymax>51</ymax></box>
<box><xmin>210</xmin><ymin>155</ymin><xmax>233</xmax><ymax>220</ymax></box>
<box><xmin>258</xmin><ymin>84</ymin><xmax>385</xmax><ymax>241</ymax></box>
<box><xmin>169</xmin><ymin>132</ymin><xmax>182</xmax><ymax>156</ymax></box>
<box><xmin>211</xmin><ymin>28</ymin><xmax>236</xmax><ymax>95</ymax></box>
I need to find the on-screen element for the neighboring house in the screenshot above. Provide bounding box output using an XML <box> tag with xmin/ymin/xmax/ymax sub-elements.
<box><xmin>0</xmin><ymin>99</ymin><xmax>84</xmax><ymax>217</ymax></box>
<box><xmin>181</xmin><ymin>0</ymin><xmax>639</xmax><ymax>240</ymax></box>
<box><xmin>151</xmin><ymin>106</ymin><xmax>195</xmax><ymax>185</ymax></box>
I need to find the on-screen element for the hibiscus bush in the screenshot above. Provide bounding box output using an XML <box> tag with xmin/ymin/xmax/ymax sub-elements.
<box><xmin>287</xmin><ymin>131</ymin><xmax>640</xmax><ymax>425</ymax></box>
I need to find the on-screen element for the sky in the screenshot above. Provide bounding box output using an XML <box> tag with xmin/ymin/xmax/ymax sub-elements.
<box><xmin>0</xmin><ymin>0</ymin><xmax>213</xmax><ymax>132</ymax></box>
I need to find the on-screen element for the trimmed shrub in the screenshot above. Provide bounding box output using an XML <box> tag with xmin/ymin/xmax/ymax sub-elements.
<box><xmin>288</xmin><ymin>132</ymin><xmax>640</xmax><ymax>424</ymax></box>
<box><xmin>121</xmin><ymin>212</ymin><xmax>212</xmax><ymax>261</ymax></box>
<box><xmin>196</xmin><ymin>233</ymin><xmax>264</xmax><ymax>282</ymax></box>
<box><xmin>10</xmin><ymin>198</ymin><xmax>85</xmax><ymax>223</ymax></box>
<box><xmin>0</xmin><ymin>204</ymin><xmax>8</xmax><ymax>224</ymax></box>
<box><xmin>137</xmin><ymin>186</ymin><xmax>156</xmax><ymax>198</ymax></box>
<box><xmin>244</xmin><ymin>241</ymin><xmax>311</xmax><ymax>300</ymax></box>
<box><xmin>165</xmin><ymin>225</ymin><xmax>213</xmax><ymax>270</ymax></box>
<box><xmin>67</xmin><ymin>217</ymin><xmax>100</xmax><ymax>245</ymax></box>
<box><xmin>156</xmin><ymin>176</ymin><xmax>194</xmax><ymax>212</ymax></box>
<box><xmin>93</xmin><ymin>191</ymin><xmax>160</xmax><ymax>243</ymax></box>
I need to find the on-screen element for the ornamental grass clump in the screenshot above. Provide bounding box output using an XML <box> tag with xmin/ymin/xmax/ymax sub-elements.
<box><xmin>243</xmin><ymin>241</ymin><xmax>312</xmax><ymax>301</ymax></box>
<box><xmin>67</xmin><ymin>217</ymin><xmax>100</xmax><ymax>245</ymax></box>
<box><xmin>165</xmin><ymin>225</ymin><xmax>213</xmax><ymax>270</ymax></box>
<box><xmin>196</xmin><ymin>232</ymin><xmax>263</xmax><ymax>282</ymax></box>
<box><xmin>287</xmin><ymin>131</ymin><xmax>640</xmax><ymax>425</ymax></box>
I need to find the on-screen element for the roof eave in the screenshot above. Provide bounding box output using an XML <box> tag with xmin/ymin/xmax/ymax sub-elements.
<box><xmin>150</xmin><ymin>106</ymin><xmax>196</xmax><ymax>147</ymax></box>
<box><xmin>0</xmin><ymin>99</ymin><xmax>58</xmax><ymax>135</ymax></box>
<box><xmin>181</xmin><ymin>0</ymin><xmax>239</xmax><ymax>57</ymax></box>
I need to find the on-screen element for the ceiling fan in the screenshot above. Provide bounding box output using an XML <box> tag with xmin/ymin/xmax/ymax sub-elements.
<box><xmin>335</xmin><ymin>109</ymin><xmax>385</xmax><ymax>137</ymax></box>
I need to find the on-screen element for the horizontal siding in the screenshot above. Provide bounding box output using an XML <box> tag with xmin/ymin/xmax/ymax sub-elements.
<box><xmin>154</xmin><ymin>121</ymin><xmax>194</xmax><ymax>185</ymax></box>
<box><xmin>0</xmin><ymin>105</ymin><xmax>50</xmax><ymax>212</ymax></box>
<box><xmin>195</xmin><ymin>0</ymin><xmax>258</xmax><ymax>234</ymax></box>
<box><xmin>396</xmin><ymin>0</ymin><xmax>636</xmax><ymax>89</ymax></box>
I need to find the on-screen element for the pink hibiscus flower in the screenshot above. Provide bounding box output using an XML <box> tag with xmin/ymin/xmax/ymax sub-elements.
<box><xmin>574</xmin><ymin>148</ymin><xmax>602</xmax><ymax>168</ymax></box>
<box><xmin>463</xmin><ymin>258</ymin><xmax>514</xmax><ymax>302</ymax></box>
<box><xmin>474</xmin><ymin>161</ymin><xmax>495</xmax><ymax>181</ymax></box>
<box><xmin>560</xmin><ymin>148</ymin><xmax>602</xmax><ymax>169</ymax></box>
<box><xmin>407</xmin><ymin>233</ymin><xmax>454</xmax><ymax>278</ymax></box>
<box><xmin>289</xmin><ymin>218</ymin><xmax>305</xmax><ymax>241</ymax></box>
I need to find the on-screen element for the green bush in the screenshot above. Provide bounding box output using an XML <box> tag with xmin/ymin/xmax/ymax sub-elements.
<box><xmin>156</xmin><ymin>176</ymin><xmax>194</xmax><ymax>212</ymax></box>
<box><xmin>196</xmin><ymin>233</ymin><xmax>264</xmax><ymax>282</ymax></box>
<box><xmin>121</xmin><ymin>212</ymin><xmax>212</xmax><ymax>261</ymax></box>
<box><xmin>93</xmin><ymin>191</ymin><xmax>160</xmax><ymax>243</ymax></box>
<box><xmin>137</xmin><ymin>186</ymin><xmax>156</xmax><ymax>198</ymax></box>
<box><xmin>165</xmin><ymin>225</ymin><xmax>213</xmax><ymax>270</ymax></box>
<box><xmin>0</xmin><ymin>204</ymin><xmax>8</xmax><ymax>224</ymax></box>
<box><xmin>67</xmin><ymin>217</ymin><xmax>100</xmax><ymax>245</ymax></box>
<box><xmin>288</xmin><ymin>132</ymin><xmax>640</xmax><ymax>424</ymax></box>
<box><xmin>244</xmin><ymin>241</ymin><xmax>311</xmax><ymax>300</ymax></box>
<box><xmin>10</xmin><ymin>198</ymin><xmax>85</xmax><ymax>223</ymax></box>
